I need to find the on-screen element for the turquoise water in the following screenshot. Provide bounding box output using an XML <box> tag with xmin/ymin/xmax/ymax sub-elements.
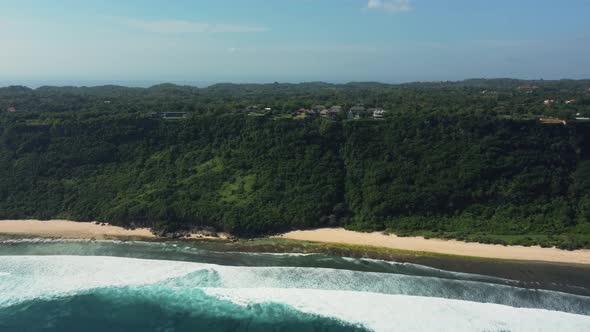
<box><xmin>1</xmin><ymin>239</ymin><xmax>590</xmax><ymax>331</ymax></box>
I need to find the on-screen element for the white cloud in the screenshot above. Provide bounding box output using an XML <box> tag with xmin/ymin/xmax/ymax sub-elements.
<box><xmin>123</xmin><ymin>18</ymin><xmax>267</xmax><ymax>33</ymax></box>
<box><xmin>367</xmin><ymin>0</ymin><xmax>411</xmax><ymax>13</ymax></box>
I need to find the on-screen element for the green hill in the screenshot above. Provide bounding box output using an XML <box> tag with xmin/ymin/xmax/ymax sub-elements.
<box><xmin>1</xmin><ymin>112</ymin><xmax>589</xmax><ymax>248</ymax></box>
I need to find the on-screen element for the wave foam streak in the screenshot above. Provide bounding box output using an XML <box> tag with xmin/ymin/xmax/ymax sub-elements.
<box><xmin>204</xmin><ymin>288</ymin><xmax>590</xmax><ymax>332</ymax></box>
<box><xmin>1</xmin><ymin>256</ymin><xmax>590</xmax><ymax>331</ymax></box>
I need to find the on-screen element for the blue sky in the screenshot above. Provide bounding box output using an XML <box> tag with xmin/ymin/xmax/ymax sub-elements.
<box><xmin>1</xmin><ymin>0</ymin><xmax>589</xmax><ymax>85</ymax></box>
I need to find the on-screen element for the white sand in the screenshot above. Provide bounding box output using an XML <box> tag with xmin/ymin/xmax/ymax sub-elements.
<box><xmin>0</xmin><ymin>220</ymin><xmax>154</xmax><ymax>239</ymax></box>
<box><xmin>0</xmin><ymin>220</ymin><xmax>228</xmax><ymax>240</ymax></box>
<box><xmin>278</xmin><ymin>228</ymin><xmax>590</xmax><ymax>265</ymax></box>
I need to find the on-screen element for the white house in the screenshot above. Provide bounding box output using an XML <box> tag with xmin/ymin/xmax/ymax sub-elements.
<box><xmin>372</xmin><ymin>109</ymin><xmax>386</xmax><ymax>119</ymax></box>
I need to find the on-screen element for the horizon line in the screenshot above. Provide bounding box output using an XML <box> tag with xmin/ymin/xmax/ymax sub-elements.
<box><xmin>2</xmin><ymin>77</ymin><xmax>590</xmax><ymax>90</ymax></box>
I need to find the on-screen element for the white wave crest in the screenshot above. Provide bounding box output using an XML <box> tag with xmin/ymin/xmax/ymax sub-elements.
<box><xmin>0</xmin><ymin>256</ymin><xmax>210</xmax><ymax>307</ymax></box>
<box><xmin>1</xmin><ymin>255</ymin><xmax>589</xmax><ymax>332</ymax></box>
<box><xmin>204</xmin><ymin>287</ymin><xmax>590</xmax><ymax>332</ymax></box>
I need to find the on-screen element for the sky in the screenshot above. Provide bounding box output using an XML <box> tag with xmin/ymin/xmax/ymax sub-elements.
<box><xmin>1</xmin><ymin>0</ymin><xmax>589</xmax><ymax>85</ymax></box>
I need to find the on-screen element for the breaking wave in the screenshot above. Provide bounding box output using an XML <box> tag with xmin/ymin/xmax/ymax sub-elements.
<box><xmin>1</xmin><ymin>255</ymin><xmax>589</xmax><ymax>331</ymax></box>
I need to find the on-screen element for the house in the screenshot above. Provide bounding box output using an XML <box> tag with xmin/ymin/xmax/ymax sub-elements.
<box><xmin>264</xmin><ymin>107</ymin><xmax>272</xmax><ymax>111</ymax></box>
<box><xmin>565</xmin><ymin>99</ymin><xmax>577</xmax><ymax>104</ymax></box>
<box><xmin>576</xmin><ymin>117</ymin><xmax>590</xmax><ymax>121</ymax></box>
<box><xmin>544</xmin><ymin>99</ymin><xmax>555</xmax><ymax>106</ymax></box>
<box><xmin>104</xmin><ymin>100</ymin><xmax>112</xmax><ymax>104</ymax></box>
<box><xmin>367</xmin><ymin>107</ymin><xmax>383</xmax><ymax>113</ymax></box>
<box><xmin>317</xmin><ymin>106</ymin><xmax>344</xmax><ymax>119</ymax></box>
<box><xmin>329</xmin><ymin>106</ymin><xmax>343</xmax><ymax>114</ymax></box>
<box><xmin>313</xmin><ymin>105</ymin><xmax>327</xmax><ymax>113</ymax></box>
<box><xmin>295</xmin><ymin>108</ymin><xmax>316</xmax><ymax>118</ymax></box>
<box><xmin>372</xmin><ymin>109</ymin><xmax>386</xmax><ymax>119</ymax></box>
<box><xmin>7</xmin><ymin>107</ymin><xmax>16</xmax><ymax>112</ymax></box>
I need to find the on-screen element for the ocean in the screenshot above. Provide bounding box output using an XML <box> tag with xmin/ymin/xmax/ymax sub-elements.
<box><xmin>0</xmin><ymin>238</ymin><xmax>589</xmax><ymax>331</ymax></box>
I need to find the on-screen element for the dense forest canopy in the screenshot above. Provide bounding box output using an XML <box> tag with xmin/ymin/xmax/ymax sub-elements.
<box><xmin>2</xmin><ymin>78</ymin><xmax>590</xmax><ymax>119</ymax></box>
<box><xmin>1</xmin><ymin>79</ymin><xmax>590</xmax><ymax>248</ymax></box>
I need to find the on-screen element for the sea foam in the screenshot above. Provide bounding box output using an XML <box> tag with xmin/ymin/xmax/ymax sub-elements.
<box><xmin>1</xmin><ymin>255</ymin><xmax>590</xmax><ymax>331</ymax></box>
<box><xmin>204</xmin><ymin>287</ymin><xmax>590</xmax><ymax>332</ymax></box>
<box><xmin>0</xmin><ymin>256</ymin><xmax>203</xmax><ymax>307</ymax></box>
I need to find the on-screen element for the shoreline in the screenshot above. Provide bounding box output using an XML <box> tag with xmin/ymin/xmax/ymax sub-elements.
<box><xmin>277</xmin><ymin>228</ymin><xmax>590</xmax><ymax>265</ymax></box>
<box><xmin>3</xmin><ymin>220</ymin><xmax>590</xmax><ymax>295</ymax></box>
<box><xmin>0</xmin><ymin>220</ymin><xmax>229</xmax><ymax>241</ymax></box>
<box><xmin>1</xmin><ymin>220</ymin><xmax>590</xmax><ymax>265</ymax></box>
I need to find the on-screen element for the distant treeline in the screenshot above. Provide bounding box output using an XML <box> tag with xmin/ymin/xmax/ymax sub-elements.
<box><xmin>1</xmin><ymin>79</ymin><xmax>590</xmax><ymax>120</ymax></box>
<box><xmin>1</xmin><ymin>110</ymin><xmax>590</xmax><ymax>248</ymax></box>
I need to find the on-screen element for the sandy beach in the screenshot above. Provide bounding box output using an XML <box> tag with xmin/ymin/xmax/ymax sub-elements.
<box><xmin>0</xmin><ymin>220</ymin><xmax>228</xmax><ymax>241</ymax></box>
<box><xmin>0</xmin><ymin>220</ymin><xmax>154</xmax><ymax>240</ymax></box>
<box><xmin>2</xmin><ymin>221</ymin><xmax>590</xmax><ymax>264</ymax></box>
<box><xmin>278</xmin><ymin>228</ymin><xmax>590</xmax><ymax>265</ymax></box>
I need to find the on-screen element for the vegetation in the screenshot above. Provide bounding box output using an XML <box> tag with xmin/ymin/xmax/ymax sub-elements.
<box><xmin>1</xmin><ymin>79</ymin><xmax>590</xmax><ymax>248</ymax></box>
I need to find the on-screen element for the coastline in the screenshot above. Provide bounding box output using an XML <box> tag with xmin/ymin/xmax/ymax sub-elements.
<box><xmin>0</xmin><ymin>220</ymin><xmax>228</xmax><ymax>241</ymax></box>
<box><xmin>1</xmin><ymin>220</ymin><xmax>590</xmax><ymax>265</ymax></box>
<box><xmin>3</xmin><ymin>220</ymin><xmax>590</xmax><ymax>295</ymax></box>
<box><xmin>277</xmin><ymin>228</ymin><xmax>590</xmax><ymax>265</ymax></box>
